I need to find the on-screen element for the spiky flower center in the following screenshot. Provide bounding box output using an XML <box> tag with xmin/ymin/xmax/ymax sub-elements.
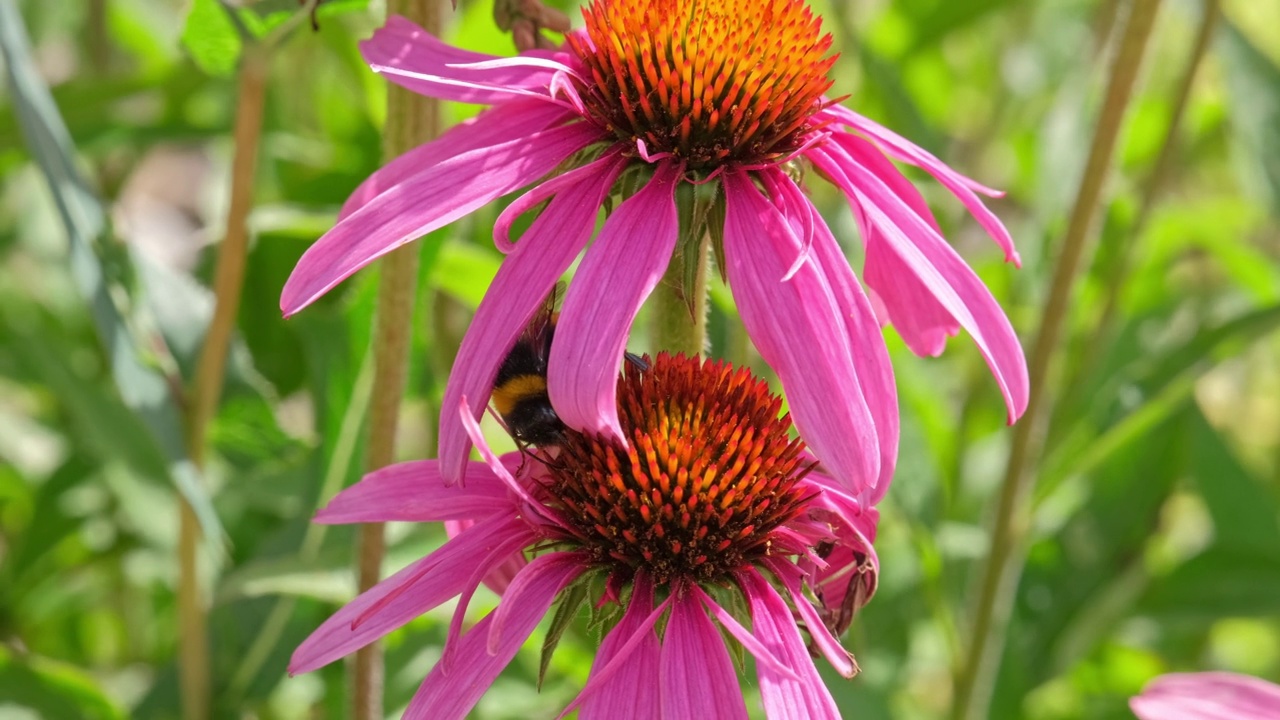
<box><xmin>545</xmin><ymin>354</ymin><xmax>814</xmax><ymax>584</ymax></box>
<box><xmin>567</xmin><ymin>0</ymin><xmax>837</xmax><ymax>170</ymax></box>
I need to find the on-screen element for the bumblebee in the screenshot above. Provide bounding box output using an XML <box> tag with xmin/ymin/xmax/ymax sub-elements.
<box><xmin>491</xmin><ymin>294</ymin><xmax>564</xmax><ymax>447</ymax></box>
<box><xmin>491</xmin><ymin>291</ymin><xmax>649</xmax><ymax>448</ymax></box>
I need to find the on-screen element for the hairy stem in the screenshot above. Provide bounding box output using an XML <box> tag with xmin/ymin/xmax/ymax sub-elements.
<box><xmin>650</xmin><ymin>237</ymin><xmax>709</xmax><ymax>358</ymax></box>
<box><xmin>351</xmin><ymin>2</ymin><xmax>442</xmax><ymax>718</ymax></box>
<box><xmin>178</xmin><ymin>45</ymin><xmax>269</xmax><ymax>720</ymax></box>
<box><xmin>951</xmin><ymin>1</ymin><xmax>1165</xmax><ymax>717</ymax></box>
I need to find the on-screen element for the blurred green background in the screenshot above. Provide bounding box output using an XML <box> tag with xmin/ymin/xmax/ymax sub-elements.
<box><xmin>2</xmin><ymin>0</ymin><xmax>1279</xmax><ymax>717</ymax></box>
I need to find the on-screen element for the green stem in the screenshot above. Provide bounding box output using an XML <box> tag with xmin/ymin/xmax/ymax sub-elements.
<box><xmin>951</xmin><ymin>1</ymin><xmax>1164</xmax><ymax>718</ymax></box>
<box><xmin>649</xmin><ymin>236</ymin><xmax>709</xmax><ymax>358</ymax></box>
<box><xmin>351</xmin><ymin>2</ymin><xmax>442</xmax><ymax>718</ymax></box>
<box><xmin>1087</xmin><ymin>0</ymin><xmax>1219</xmax><ymax>362</ymax></box>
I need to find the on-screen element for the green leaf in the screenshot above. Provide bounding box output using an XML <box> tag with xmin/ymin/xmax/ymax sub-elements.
<box><xmin>181</xmin><ymin>0</ymin><xmax>244</xmax><ymax>78</ymax></box>
<box><xmin>906</xmin><ymin>0</ymin><xmax>1017</xmax><ymax>54</ymax></box>
<box><xmin>1219</xmin><ymin>21</ymin><xmax>1280</xmax><ymax>213</ymax></box>
<box><xmin>0</xmin><ymin>648</ymin><xmax>126</xmax><ymax>720</ymax></box>
<box><xmin>1187</xmin><ymin>412</ymin><xmax>1280</xmax><ymax>555</ymax></box>
<box><xmin>0</xmin><ymin>4</ymin><xmax>222</xmax><ymax>543</ymax></box>
<box><xmin>990</xmin><ymin>410</ymin><xmax>1191</xmax><ymax>717</ymax></box>
<box><xmin>1041</xmin><ymin>303</ymin><xmax>1280</xmax><ymax>497</ymax></box>
<box><xmin>1139</xmin><ymin>546</ymin><xmax>1280</xmax><ymax>618</ymax></box>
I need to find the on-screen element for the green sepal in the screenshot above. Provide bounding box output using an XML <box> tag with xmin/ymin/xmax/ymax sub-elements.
<box><xmin>707</xmin><ymin>187</ymin><xmax>728</xmax><ymax>285</ymax></box>
<box><xmin>538</xmin><ymin>579</ymin><xmax>590</xmax><ymax>691</ymax></box>
<box><xmin>673</xmin><ymin>180</ymin><xmax>721</xmax><ymax>314</ymax></box>
<box><xmin>705</xmin><ymin>582</ymin><xmax>752</xmax><ymax>672</ymax></box>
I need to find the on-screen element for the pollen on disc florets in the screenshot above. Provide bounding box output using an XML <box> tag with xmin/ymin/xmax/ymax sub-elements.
<box><xmin>544</xmin><ymin>353</ymin><xmax>816</xmax><ymax>585</ymax></box>
<box><xmin>567</xmin><ymin>0</ymin><xmax>837</xmax><ymax>170</ymax></box>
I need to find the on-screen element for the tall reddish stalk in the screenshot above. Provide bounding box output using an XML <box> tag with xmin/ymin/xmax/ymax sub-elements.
<box><xmin>178</xmin><ymin>44</ymin><xmax>269</xmax><ymax>720</ymax></box>
<box><xmin>351</xmin><ymin>1</ymin><xmax>443</xmax><ymax>717</ymax></box>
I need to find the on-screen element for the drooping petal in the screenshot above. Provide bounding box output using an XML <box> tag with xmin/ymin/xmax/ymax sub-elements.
<box><xmin>289</xmin><ymin>514</ymin><xmax>533</xmax><ymax>675</ymax></box>
<box><xmin>404</xmin><ymin>553</ymin><xmax>581</xmax><ymax>720</ymax></box>
<box><xmin>361</xmin><ymin>16</ymin><xmax>559</xmax><ymax>105</ymax></box>
<box><xmin>763</xmin><ymin>558</ymin><xmax>856</xmax><ymax>678</ymax></box>
<box><xmin>438</xmin><ymin>153</ymin><xmax>626</xmax><ymax>484</ymax></box>
<box><xmin>796</xmin><ymin>472</ymin><xmax>881</xmax><ymax>638</ymax></box>
<box><xmin>721</xmin><ymin>169</ymin><xmax>879</xmax><ymax>496</ymax></box>
<box><xmin>315</xmin><ymin>459</ymin><xmax>511</xmax><ymax>524</ymax></box>
<box><xmin>739</xmin><ymin>568</ymin><xmax>840</xmax><ymax>720</ymax></box>
<box><xmin>691</xmin><ymin>585</ymin><xmax>801</xmax><ymax>683</ymax></box>
<box><xmin>823</xmin><ymin>130</ymin><xmax>963</xmax><ymax>357</ymax></box>
<box><xmin>659</xmin><ymin>594</ymin><xmax>749</xmax><ymax>720</ymax></box>
<box><xmin>457</xmin><ymin>398</ymin><xmax>560</xmax><ymax>526</ymax></box>
<box><xmin>763</xmin><ymin>169</ymin><xmax>899</xmax><ymax>504</ymax></box>
<box><xmin>864</xmin><ymin>238</ymin><xmax>961</xmax><ymax>357</ymax></box>
<box><xmin>810</xmin><ymin>145</ymin><xmax>960</xmax><ymax>357</ymax></box>
<box><xmin>578</xmin><ymin>577</ymin><xmax>662</xmax><ymax>720</ymax></box>
<box><xmin>1131</xmin><ymin>672</ymin><xmax>1280</xmax><ymax>720</ymax></box>
<box><xmin>823</xmin><ymin>105</ymin><xmax>1020</xmax><ymax>264</ymax></box>
<box><xmin>811</xmin><ymin>145</ymin><xmax>1030</xmax><ymax>423</ymax></box>
<box><xmin>493</xmin><ymin>149</ymin><xmax>624</xmax><ymax>252</ymax></box>
<box><xmin>444</xmin><ymin>518</ymin><xmax>527</xmax><ymax>596</ymax></box>
<box><xmin>281</xmin><ymin>121</ymin><xmax>604</xmax><ymax>317</ymax></box>
<box><xmin>487</xmin><ymin>551</ymin><xmax>588</xmax><ymax>653</ymax></box>
<box><xmin>548</xmin><ymin>161</ymin><xmax>682</xmax><ymax>441</ymax></box>
<box><xmin>340</xmin><ymin>99</ymin><xmax>574</xmax><ymax>220</ymax></box>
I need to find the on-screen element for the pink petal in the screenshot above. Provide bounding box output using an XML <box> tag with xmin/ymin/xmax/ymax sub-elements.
<box><xmin>823</xmin><ymin>130</ymin><xmax>962</xmax><ymax>357</ymax></box>
<box><xmin>822</xmin><ymin>106</ymin><xmax>1016</xmax><ymax>244</ymax></box>
<box><xmin>405</xmin><ymin>553</ymin><xmax>582</xmax><ymax>720</ymax></box>
<box><xmin>438</xmin><ymin>521</ymin><xmax>551</xmax><ymax>673</ymax></box>
<box><xmin>314</xmin><ymin>459</ymin><xmax>510</xmax><ymax>524</ymax></box>
<box><xmin>796</xmin><ymin>474</ymin><xmax>881</xmax><ymax>638</ymax></box>
<box><xmin>864</xmin><ymin>236</ymin><xmax>961</xmax><ymax>357</ymax></box>
<box><xmin>361</xmin><ymin>16</ymin><xmax>558</xmax><ymax>105</ymax></box>
<box><xmin>340</xmin><ymin>98</ymin><xmax>574</xmax><ymax>221</ymax></box>
<box><xmin>444</xmin><ymin>518</ymin><xmax>526</xmax><ymax>595</ymax></box>
<box><xmin>1131</xmin><ymin>672</ymin><xmax>1280</xmax><ymax>720</ymax></box>
<box><xmin>578</xmin><ymin>578</ymin><xmax>662</xmax><ymax>720</ymax></box>
<box><xmin>437</xmin><ymin>153</ymin><xmax>626</xmax><ymax>484</ymax></box>
<box><xmin>691</xmin><ymin>585</ymin><xmax>801</xmax><ymax>683</ymax></box>
<box><xmin>721</xmin><ymin>169</ymin><xmax>879</xmax><ymax>496</ymax></box>
<box><xmin>289</xmin><ymin>515</ymin><xmax>533</xmax><ymax>675</ymax></box>
<box><xmin>811</xmin><ymin>145</ymin><xmax>1030</xmax><ymax>423</ymax></box>
<box><xmin>659</xmin><ymin>595</ymin><xmax>749</xmax><ymax>720</ymax></box>
<box><xmin>548</xmin><ymin>160</ymin><xmax>683</xmax><ymax>441</ymax></box>
<box><xmin>763</xmin><ymin>169</ymin><xmax>899</xmax><ymax>504</ymax></box>
<box><xmin>494</xmin><ymin>149</ymin><xmax>624</xmax><ymax>252</ymax></box>
<box><xmin>739</xmin><ymin>568</ymin><xmax>840</xmax><ymax>720</ymax></box>
<box><xmin>832</xmin><ymin>125</ymin><xmax>1018</xmax><ymax>265</ymax></box>
<box><xmin>561</xmin><ymin>580</ymin><xmax>673</xmax><ymax>719</ymax></box>
<box><xmin>825</xmin><ymin>130</ymin><xmax>943</xmax><ymax>237</ymax></box>
<box><xmin>486</xmin><ymin>551</ymin><xmax>587</xmax><ymax>654</ymax></box>
<box><xmin>280</xmin><ymin>121</ymin><xmax>603</xmax><ymax>317</ymax></box>
<box><xmin>764</xmin><ymin>558</ymin><xmax>856</xmax><ymax>678</ymax></box>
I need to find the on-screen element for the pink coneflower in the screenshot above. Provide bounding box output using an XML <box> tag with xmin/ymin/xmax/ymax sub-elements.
<box><xmin>279</xmin><ymin>0</ymin><xmax>1029</xmax><ymax>502</ymax></box>
<box><xmin>291</xmin><ymin>354</ymin><xmax>879</xmax><ymax>718</ymax></box>
<box><xmin>1131</xmin><ymin>672</ymin><xmax>1280</xmax><ymax>719</ymax></box>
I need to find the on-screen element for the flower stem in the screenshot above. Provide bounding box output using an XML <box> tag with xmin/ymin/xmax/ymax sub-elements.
<box><xmin>650</xmin><ymin>236</ymin><xmax>709</xmax><ymax>358</ymax></box>
<box><xmin>951</xmin><ymin>1</ymin><xmax>1164</xmax><ymax>718</ymax></box>
<box><xmin>1089</xmin><ymin>0</ymin><xmax>1219</xmax><ymax>358</ymax></box>
<box><xmin>178</xmin><ymin>44</ymin><xmax>269</xmax><ymax>720</ymax></box>
<box><xmin>351</xmin><ymin>2</ymin><xmax>442</xmax><ymax>719</ymax></box>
